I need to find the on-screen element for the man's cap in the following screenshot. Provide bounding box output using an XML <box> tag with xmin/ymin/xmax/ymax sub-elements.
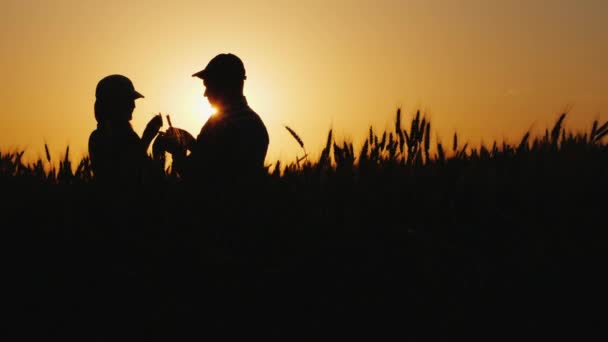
<box><xmin>192</xmin><ymin>53</ymin><xmax>247</xmax><ymax>81</ymax></box>
<box><xmin>95</xmin><ymin>74</ymin><xmax>144</xmax><ymax>101</ymax></box>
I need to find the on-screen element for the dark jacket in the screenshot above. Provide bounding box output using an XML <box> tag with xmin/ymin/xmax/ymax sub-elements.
<box><xmin>180</xmin><ymin>97</ymin><xmax>269</xmax><ymax>186</ymax></box>
<box><xmin>89</xmin><ymin>122</ymin><xmax>149</xmax><ymax>184</ymax></box>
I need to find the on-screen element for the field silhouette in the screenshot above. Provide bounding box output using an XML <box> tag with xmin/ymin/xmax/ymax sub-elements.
<box><xmin>2</xmin><ymin>110</ymin><xmax>607</xmax><ymax>340</ymax></box>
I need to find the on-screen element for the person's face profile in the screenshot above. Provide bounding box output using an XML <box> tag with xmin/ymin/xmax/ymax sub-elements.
<box><xmin>203</xmin><ymin>80</ymin><xmax>220</xmax><ymax>108</ymax></box>
<box><xmin>115</xmin><ymin>97</ymin><xmax>136</xmax><ymax>121</ymax></box>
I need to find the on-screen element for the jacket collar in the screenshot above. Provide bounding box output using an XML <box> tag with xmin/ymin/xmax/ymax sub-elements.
<box><xmin>218</xmin><ymin>96</ymin><xmax>249</xmax><ymax>116</ymax></box>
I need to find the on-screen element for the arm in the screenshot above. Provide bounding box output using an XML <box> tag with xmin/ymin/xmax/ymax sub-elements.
<box><xmin>142</xmin><ymin>114</ymin><xmax>163</xmax><ymax>151</ymax></box>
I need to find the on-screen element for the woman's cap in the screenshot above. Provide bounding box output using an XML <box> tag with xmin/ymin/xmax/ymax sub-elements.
<box><xmin>95</xmin><ymin>74</ymin><xmax>144</xmax><ymax>100</ymax></box>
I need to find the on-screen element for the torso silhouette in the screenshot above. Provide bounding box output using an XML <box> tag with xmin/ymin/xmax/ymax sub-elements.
<box><xmin>181</xmin><ymin>96</ymin><xmax>269</xmax><ymax>185</ymax></box>
<box><xmin>89</xmin><ymin>122</ymin><xmax>147</xmax><ymax>183</ymax></box>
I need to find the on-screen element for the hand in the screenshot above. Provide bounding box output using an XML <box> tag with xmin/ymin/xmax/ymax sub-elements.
<box><xmin>164</xmin><ymin>127</ymin><xmax>196</xmax><ymax>151</ymax></box>
<box><xmin>152</xmin><ymin>127</ymin><xmax>195</xmax><ymax>158</ymax></box>
<box><xmin>143</xmin><ymin>113</ymin><xmax>163</xmax><ymax>140</ymax></box>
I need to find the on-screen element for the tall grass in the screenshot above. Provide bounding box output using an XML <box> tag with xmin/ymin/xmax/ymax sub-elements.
<box><xmin>2</xmin><ymin>109</ymin><xmax>607</xmax><ymax>339</ymax></box>
<box><xmin>278</xmin><ymin>110</ymin><xmax>607</xmax><ymax>176</ymax></box>
<box><xmin>1</xmin><ymin>110</ymin><xmax>606</xmax><ymax>182</ymax></box>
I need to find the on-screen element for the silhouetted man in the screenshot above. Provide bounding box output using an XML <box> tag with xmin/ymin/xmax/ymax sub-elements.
<box><xmin>158</xmin><ymin>53</ymin><xmax>269</xmax><ymax>187</ymax></box>
<box><xmin>89</xmin><ymin>74</ymin><xmax>163</xmax><ymax>184</ymax></box>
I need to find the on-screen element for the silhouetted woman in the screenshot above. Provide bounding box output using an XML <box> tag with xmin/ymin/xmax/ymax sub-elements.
<box><xmin>88</xmin><ymin>74</ymin><xmax>163</xmax><ymax>184</ymax></box>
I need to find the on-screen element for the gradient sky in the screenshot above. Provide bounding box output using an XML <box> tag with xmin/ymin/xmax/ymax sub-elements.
<box><xmin>1</xmin><ymin>0</ymin><xmax>606</xmax><ymax>165</ymax></box>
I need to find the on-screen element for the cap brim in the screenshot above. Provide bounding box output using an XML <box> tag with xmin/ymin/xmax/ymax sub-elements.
<box><xmin>192</xmin><ymin>69</ymin><xmax>206</xmax><ymax>79</ymax></box>
<box><xmin>133</xmin><ymin>90</ymin><xmax>144</xmax><ymax>99</ymax></box>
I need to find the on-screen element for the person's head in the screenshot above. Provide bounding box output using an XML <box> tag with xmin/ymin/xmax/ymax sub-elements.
<box><xmin>192</xmin><ymin>53</ymin><xmax>246</xmax><ymax>109</ymax></box>
<box><xmin>94</xmin><ymin>74</ymin><xmax>144</xmax><ymax>124</ymax></box>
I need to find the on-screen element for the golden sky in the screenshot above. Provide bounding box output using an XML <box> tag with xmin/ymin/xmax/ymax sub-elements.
<box><xmin>1</xmin><ymin>0</ymin><xmax>606</xmax><ymax>164</ymax></box>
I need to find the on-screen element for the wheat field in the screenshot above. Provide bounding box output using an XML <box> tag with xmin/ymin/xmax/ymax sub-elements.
<box><xmin>1</xmin><ymin>110</ymin><xmax>607</xmax><ymax>339</ymax></box>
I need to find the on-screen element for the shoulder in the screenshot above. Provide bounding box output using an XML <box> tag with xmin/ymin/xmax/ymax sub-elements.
<box><xmin>234</xmin><ymin>107</ymin><xmax>267</xmax><ymax>130</ymax></box>
<box><xmin>242</xmin><ymin>108</ymin><xmax>269</xmax><ymax>141</ymax></box>
<box><xmin>89</xmin><ymin>128</ymin><xmax>101</xmax><ymax>139</ymax></box>
<box><xmin>89</xmin><ymin>129</ymin><xmax>105</xmax><ymax>146</ymax></box>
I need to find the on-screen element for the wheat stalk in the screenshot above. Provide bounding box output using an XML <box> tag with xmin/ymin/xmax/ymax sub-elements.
<box><xmin>285</xmin><ymin>125</ymin><xmax>304</xmax><ymax>149</ymax></box>
<box><xmin>518</xmin><ymin>131</ymin><xmax>530</xmax><ymax>152</ymax></box>
<box><xmin>44</xmin><ymin>143</ymin><xmax>51</xmax><ymax>163</ymax></box>
<box><xmin>551</xmin><ymin>113</ymin><xmax>566</xmax><ymax>144</ymax></box>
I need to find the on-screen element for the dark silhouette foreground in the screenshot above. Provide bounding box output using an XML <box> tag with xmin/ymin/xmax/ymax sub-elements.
<box><xmin>2</xmin><ymin>113</ymin><xmax>607</xmax><ymax>339</ymax></box>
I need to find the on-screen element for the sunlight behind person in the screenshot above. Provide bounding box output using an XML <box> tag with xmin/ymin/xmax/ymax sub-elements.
<box><xmin>129</xmin><ymin>78</ymin><xmax>217</xmax><ymax>147</ymax></box>
<box><xmin>0</xmin><ymin>0</ymin><xmax>606</xmax><ymax>165</ymax></box>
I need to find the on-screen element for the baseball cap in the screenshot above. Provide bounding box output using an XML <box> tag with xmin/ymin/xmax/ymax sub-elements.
<box><xmin>192</xmin><ymin>53</ymin><xmax>247</xmax><ymax>81</ymax></box>
<box><xmin>95</xmin><ymin>74</ymin><xmax>144</xmax><ymax>101</ymax></box>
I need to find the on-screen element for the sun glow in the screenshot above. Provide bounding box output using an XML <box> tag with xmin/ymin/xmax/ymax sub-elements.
<box><xmin>1</xmin><ymin>1</ymin><xmax>607</xmax><ymax>166</ymax></box>
<box><xmin>193</xmin><ymin>98</ymin><xmax>217</xmax><ymax>123</ymax></box>
<box><xmin>132</xmin><ymin>79</ymin><xmax>218</xmax><ymax>140</ymax></box>
<box><xmin>162</xmin><ymin>98</ymin><xmax>215</xmax><ymax>138</ymax></box>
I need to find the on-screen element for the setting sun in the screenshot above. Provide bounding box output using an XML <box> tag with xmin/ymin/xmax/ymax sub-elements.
<box><xmin>130</xmin><ymin>76</ymin><xmax>217</xmax><ymax>143</ymax></box>
<box><xmin>1</xmin><ymin>1</ymin><xmax>606</xmax><ymax>339</ymax></box>
<box><xmin>0</xmin><ymin>0</ymin><xmax>606</xmax><ymax>165</ymax></box>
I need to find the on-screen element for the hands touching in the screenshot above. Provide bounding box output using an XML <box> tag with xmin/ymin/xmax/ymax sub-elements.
<box><xmin>152</xmin><ymin>115</ymin><xmax>196</xmax><ymax>160</ymax></box>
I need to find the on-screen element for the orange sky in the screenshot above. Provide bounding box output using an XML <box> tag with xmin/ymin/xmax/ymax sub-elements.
<box><xmin>1</xmin><ymin>0</ymin><xmax>606</xmax><ymax>165</ymax></box>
